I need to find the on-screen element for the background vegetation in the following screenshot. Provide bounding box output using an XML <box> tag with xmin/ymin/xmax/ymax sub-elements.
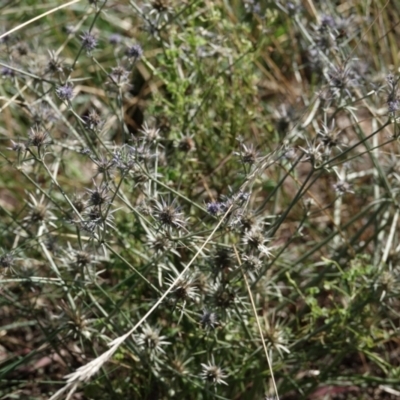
<box><xmin>1</xmin><ymin>0</ymin><xmax>400</xmax><ymax>399</ymax></box>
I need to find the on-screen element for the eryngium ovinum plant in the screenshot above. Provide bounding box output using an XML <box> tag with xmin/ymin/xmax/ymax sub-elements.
<box><xmin>1</xmin><ymin>0</ymin><xmax>400</xmax><ymax>399</ymax></box>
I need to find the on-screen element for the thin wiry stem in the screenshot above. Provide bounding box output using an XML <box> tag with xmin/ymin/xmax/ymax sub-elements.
<box><xmin>234</xmin><ymin>245</ymin><xmax>280</xmax><ymax>400</ymax></box>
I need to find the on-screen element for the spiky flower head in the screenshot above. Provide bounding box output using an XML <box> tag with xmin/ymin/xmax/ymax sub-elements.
<box><xmin>171</xmin><ymin>352</ymin><xmax>192</xmax><ymax>376</ymax></box>
<box><xmin>206</xmin><ymin>201</ymin><xmax>221</xmax><ymax>216</ymax></box>
<box><xmin>234</xmin><ymin>142</ymin><xmax>259</xmax><ymax>165</ymax></box>
<box><xmin>59</xmin><ymin>302</ymin><xmax>95</xmax><ymax>340</ymax></box>
<box><xmin>299</xmin><ymin>139</ymin><xmax>324</xmax><ymax>168</ymax></box>
<box><xmin>136</xmin><ymin>324</ymin><xmax>170</xmax><ymax>354</ymax></box>
<box><xmin>9</xmin><ymin>140</ymin><xmax>25</xmax><ymax>153</ymax></box>
<box><xmin>84</xmin><ymin>110</ymin><xmax>104</xmax><ymax>131</ymax></box>
<box><xmin>210</xmin><ymin>280</ymin><xmax>236</xmax><ymax>310</ymax></box>
<box><xmin>74</xmin><ymin>250</ymin><xmax>92</xmax><ymax>268</ymax></box>
<box><xmin>126</xmin><ymin>43</ymin><xmax>143</xmax><ymax>61</ymax></box>
<box><xmin>200</xmin><ymin>358</ymin><xmax>227</xmax><ymax>385</ymax></box>
<box><xmin>24</xmin><ymin>193</ymin><xmax>56</xmax><ymax>225</ymax></box>
<box><xmin>139</xmin><ymin>122</ymin><xmax>160</xmax><ymax>144</ymax></box>
<box><xmin>1</xmin><ymin>66</ymin><xmax>15</xmax><ymax>78</ymax></box>
<box><xmin>243</xmin><ymin>227</ymin><xmax>272</xmax><ymax>257</ymax></box>
<box><xmin>79</xmin><ymin>205</ymin><xmax>116</xmax><ymax>235</ymax></box>
<box><xmin>140</xmin><ymin>0</ymin><xmax>174</xmax><ymax>30</ymax></box>
<box><xmin>108</xmin><ymin>66</ymin><xmax>130</xmax><ymax>87</ymax></box>
<box><xmin>318</xmin><ymin>121</ymin><xmax>346</xmax><ymax>152</ymax></box>
<box><xmin>28</xmin><ymin>126</ymin><xmax>49</xmax><ymax>148</ymax></box>
<box><xmin>55</xmin><ymin>83</ymin><xmax>74</xmax><ymax>101</ymax></box>
<box><xmin>242</xmin><ymin>254</ymin><xmax>263</xmax><ymax>273</ymax></box>
<box><xmin>72</xmin><ymin>195</ymin><xmax>86</xmax><ymax>214</ymax></box>
<box><xmin>0</xmin><ymin>252</ymin><xmax>13</xmax><ymax>269</ymax></box>
<box><xmin>80</xmin><ymin>31</ymin><xmax>97</xmax><ymax>53</ymax></box>
<box><xmin>46</xmin><ymin>50</ymin><xmax>63</xmax><ymax>74</ymax></box>
<box><xmin>177</xmin><ymin>135</ymin><xmax>196</xmax><ymax>152</ymax></box>
<box><xmin>153</xmin><ymin>198</ymin><xmax>187</xmax><ymax>230</ymax></box>
<box><xmin>212</xmin><ymin>247</ymin><xmax>234</xmax><ymax>275</ymax></box>
<box><xmin>112</xmin><ymin>144</ymin><xmax>136</xmax><ymax>172</ymax></box>
<box><xmin>230</xmin><ymin>211</ymin><xmax>257</xmax><ymax>232</ymax></box>
<box><xmin>62</xmin><ymin>244</ymin><xmax>99</xmax><ymax>279</ymax></box>
<box><xmin>168</xmin><ymin>272</ymin><xmax>199</xmax><ymax>302</ymax></box>
<box><xmin>263</xmin><ymin>321</ymin><xmax>290</xmax><ymax>356</ymax></box>
<box><xmin>91</xmin><ymin>156</ymin><xmax>115</xmax><ymax>177</ymax></box>
<box><xmin>14</xmin><ymin>42</ymin><xmax>29</xmax><ymax>57</ymax></box>
<box><xmin>109</xmin><ymin>33</ymin><xmax>122</xmax><ymax>45</ymax></box>
<box><xmin>326</xmin><ymin>64</ymin><xmax>357</xmax><ymax>98</ymax></box>
<box><xmin>200</xmin><ymin>310</ymin><xmax>219</xmax><ymax>330</ymax></box>
<box><xmin>147</xmin><ymin>231</ymin><xmax>180</xmax><ymax>256</ymax></box>
<box><xmin>333</xmin><ymin>180</ymin><xmax>353</xmax><ymax>195</ymax></box>
<box><xmin>87</xmin><ymin>182</ymin><xmax>110</xmax><ymax>207</ymax></box>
